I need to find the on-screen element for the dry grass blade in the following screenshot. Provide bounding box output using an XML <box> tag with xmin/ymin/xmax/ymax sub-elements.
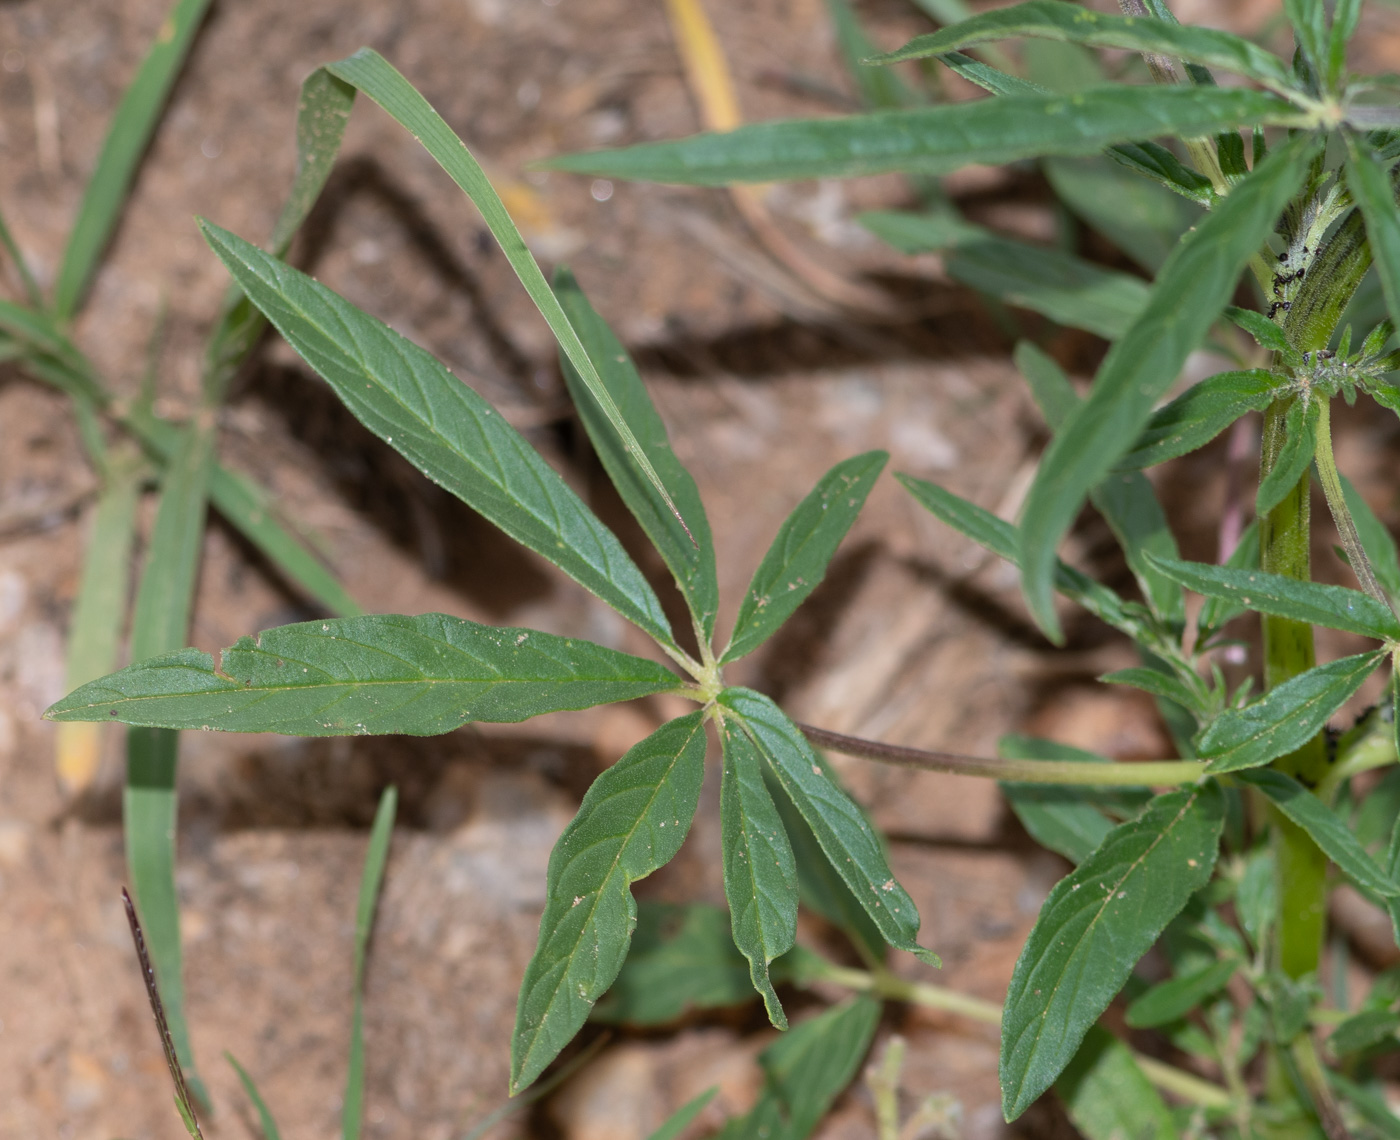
<box><xmin>122</xmin><ymin>887</ymin><xmax>204</xmax><ymax>1140</ymax></box>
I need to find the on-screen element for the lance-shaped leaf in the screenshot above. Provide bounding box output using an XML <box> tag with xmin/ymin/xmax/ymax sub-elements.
<box><xmin>1197</xmin><ymin>652</ymin><xmax>1385</xmax><ymax>774</ymax></box>
<box><xmin>860</xmin><ymin>210</ymin><xmax>1148</xmax><ymax>340</ymax></box>
<box><xmin>1328</xmin><ymin>0</ymin><xmax>1361</xmax><ymax>88</ymax></box>
<box><xmin>322</xmin><ymin>50</ymin><xmax>689</xmax><ymax>552</ymax></box>
<box><xmin>1018</xmin><ymin>135</ymin><xmax>1315</xmax><ymax>641</ymax></box>
<box><xmin>722</xmin><ymin>451</ymin><xmax>886</xmax><ymax>663</ymax></box>
<box><xmin>46</xmin><ymin>614</ymin><xmax>681</xmax><ymax>735</ymax></box>
<box><xmin>1117</xmin><ymin>370</ymin><xmax>1278</xmax><ymax>470</ymax></box>
<box><xmin>897</xmin><ymin>473</ymin><xmax>1143</xmax><ymax>637</ymax></box>
<box><xmin>874</xmin><ymin>0</ymin><xmax>1295</xmax><ymax>93</ymax></box>
<box><xmin>720</xmin><ymin>715</ymin><xmax>798</xmax><ymax>1029</ymax></box>
<box><xmin>511</xmin><ymin>713</ymin><xmax>707</xmax><ymax>1092</ymax></box>
<box><xmin>1125</xmin><ymin>957</ymin><xmax>1239</xmax><ymax>1028</ymax></box>
<box><xmin>1348</xmin><ymin>141</ymin><xmax>1400</xmax><ymax>333</ymax></box>
<box><xmin>1147</xmin><ymin>555</ymin><xmax>1400</xmax><ymax>641</ymax></box>
<box><xmin>198</xmin><ymin>222</ymin><xmax>673</xmax><ymax>646</ymax></box>
<box><xmin>1056</xmin><ymin>1028</ymin><xmax>1179</xmax><ymax>1140</ymax></box>
<box><xmin>1238</xmin><ymin>768</ymin><xmax>1400</xmax><ymax>898</ymax></box>
<box><xmin>1001</xmin><ymin>781</ymin><xmax>1224</xmax><ymax>1120</ymax></box>
<box><xmin>553</xmin><ymin>268</ymin><xmax>719</xmax><ymax>641</ymax></box>
<box><xmin>1255</xmin><ymin>398</ymin><xmax>1319</xmax><ymax>516</ymax></box>
<box><xmin>720</xmin><ymin>687</ymin><xmax>938</xmax><ymax>965</ymax></box>
<box><xmin>543</xmin><ymin>86</ymin><xmax>1301</xmax><ymax>186</ymax></box>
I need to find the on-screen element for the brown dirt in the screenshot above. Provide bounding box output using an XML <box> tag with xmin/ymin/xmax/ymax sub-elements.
<box><xmin>6</xmin><ymin>1</ymin><xmax>1400</xmax><ymax>1139</ymax></box>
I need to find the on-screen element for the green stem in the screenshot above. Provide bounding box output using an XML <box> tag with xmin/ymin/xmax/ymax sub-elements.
<box><xmin>1313</xmin><ymin>396</ymin><xmax>1390</xmax><ymax>608</ymax></box>
<box><xmin>1259</xmin><ymin>396</ymin><xmax>1330</xmax><ymax>981</ymax></box>
<box><xmin>797</xmin><ymin>723</ymin><xmax>1206</xmax><ymax>786</ymax></box>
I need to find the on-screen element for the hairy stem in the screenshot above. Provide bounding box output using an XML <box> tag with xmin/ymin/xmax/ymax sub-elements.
<box><xmin>797</xmin><ymin>723</ymin><xmax>1206</xmax><ymax>787</ymax></box>
<box><xmin>1313</xmin><ymin>396</ymin><xmax>1390</xmax><ymax>608</ymax></box>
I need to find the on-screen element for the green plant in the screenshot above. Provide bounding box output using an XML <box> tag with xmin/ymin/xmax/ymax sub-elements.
<box><xmin>41</xmin><ymin>0</ymin><xmax>1400</xmax><ymax>1136</ymax></box>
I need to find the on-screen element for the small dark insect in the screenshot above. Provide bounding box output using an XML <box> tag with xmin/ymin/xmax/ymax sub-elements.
<box><xmin>124</xmin><ymin>887</ymin><xmax>204</xmax><ymax>1139</ymax></box>
<box><xmin>1268</xmin><ymin>300</ymin><xmax>1293</xmax><ymax>319</ymax></box>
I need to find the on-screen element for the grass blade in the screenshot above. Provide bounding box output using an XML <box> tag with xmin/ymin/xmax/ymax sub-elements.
<box><xmin>511</xmin><ymin>714</ymin><xmax>707</xmax><ymax>1092</ymax></box>
<box><xmin>543</xmin><ymin>86</ymin><xmax>1302</xmax><ymax>186</ymax></box>
<box><xmin>1198</xmin><ymin>652</ymin><xmax>1385</xmax><ymax>774</ymax></box>
<box><xmin>57</xmin><ymin>448</ymin><xmax>144</xmax><ymax>793</ymax></box>
<box><xmin>47</xmin><ymin>614</ymin><xmax>681</xmax><ymax>735</ymax></box>
<box><xmin>225</xmin><ymin>1053</ymin><xmax>284</xmax><ymax>1140</ymax></box>
<box><xmin>1000</xmin><ymin>781</ymin><xmax>1224</xmax><ymax>1119</ymax></box>
<box><xmin>873</xmin><ymin>0</ymin><xmax>1295</xmax><ymax>93</ymax></box>
<box><xmin>1018</xmin><ymin>133</ymin><xmax>1315</xmax><ymax>641</ymax></box>
<box><xmin>198</xmin><ymin>220</ymin><xmax>674</xmax><ymax>648</ymax></box>
<box><xmin>0</xmin><ymin>202</ymin><xmax>41</xmax><ymax>307</ymax></box>
<box><xmin>1116</xmin><ymin>369</ymin><xmax>1278</xmax><ymax>470</ymax></box>
<box><xmin>860</xmin><ymin>210</ymin><xmax>1148</xmax><ymax>339</ymax></box>
<box><xmin>647</xmin><ymin>1087</ymin><xmax>719</xmax><ymax>1140</ymax></box>
<box><xmin>553</xmin><ymin>268</ymin><xmax>719</xmax><ymax>643</ymax></box>
<box><xmin>720</xmin><ymin>687</ymin><xmax>938</xmax><ymax>965</ymax></box>
<box><xmin>319</xmin><ymin>49</ymin><xmax>689</xmax><ymax>546</ymax></box>
<box><xmin>722</xmin><ymin>451</ymin><xmax>886</xmax><ymax>663</ymax></box>
<box><xmin>719</xmin><ymin>714</ymin><xmax>798</xmax><ymax>1030</ymax></box>
<box><xmin>1147</xmin><ymin>555</ymin><xmax>1400</xmax><ymax>640</ymax></box>
<box><xmin>53</xmin><ymin>0</ymin><xmax>213</xmax><ymax>317</ymax></box>
<box><xmin>343</xmin><ymin>785</ymin><xmax>396</xmax><ymax>1140</ymax></box>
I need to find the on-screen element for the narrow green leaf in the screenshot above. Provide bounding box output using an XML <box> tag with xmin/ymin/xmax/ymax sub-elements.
<box><xmin>1348</xmin><ymin>142</ymin><xmax>1400</xmax><ymax>335</ymax></box>
<box><xmin>1120</xmin><ymin>369</ymin><xmax>1279</xmax><ymax>471</ymax></box>
<box><xmin>1342</xmin><ymin>477</ymin><xmax>1400</xmax><ymax>607</ymax></box>
<box><xmin>647</xmin><ymin>1088</ymin><xmax>719</xmax><ymax>1140</ymax></box>
<box><xmin>1000</xmin><ymin>781</ymin><xmax>1224</xmax><ymax>1120</ymax></box>
<box><xmin>935</xmin><ymin>50</ymin><xmax>1044</xmax><ymax>98</ymax></box>
<box><xmin>717</xmin><ymin>997</ymin><xmax>881</xmax><ymax>1140</ymax></box>
<box><xmin>1055</xmin><ymin>1027</ymin><xmax>1179</xmax><ymax>1140</ymax></box>
<box><xmin>553</xmin><ymin>268</ymin><xmax>718</xmax><ymax>641</ymax></box>
<box><xmin>320</xmin><ymin>50</ymin><xmax>688</xmax><ymax>548</ymax></box>
<box><xmin>198</xmin><ymin>221</ymin><xmax>673</xmax><ymax>646</ymax></box>
<box><xmin>720</xmin><ymin>715</ymin><xmax>798</xmax><ymax>1030</ymax></box>
<box><xmin>591</xmin><ymin>902</ymin><xmax>752</xmax><ymax>1025</ymax></box>
<box><xmin>226</xmin><ymin>1053</ymin><xmax>284</xmax><ymax>1140</ymax></box>
<box><xmin>1330</xmin><ymin>1009</ymin><xmax>1400</xmax><ymax>1055</ymax></box>
<box><xmin>722</xmin><ymin>451</ymin><xmax>886</xmax><ymax>663</ymax></box>
<box><xmin>874</xmin><ymin>0</ymin><xmax>1295</xmax><ymax>92</ymax></box>
<box><xmin>1328</xmin><ymin>0</ymin><xmax>1361</xmax><ymax>88</ymax></box>
<box><xmin>512</xmin><ymin>714</ymin><xmax>706</xmax><ymax>1091</ymax></box>
<box><xmin>1101</xmin><ymin>667</ymin><xmax>1200</xmax><ymax>710</ymax></box>
<box><xmin>1284</xmin><ymin>0</ymin><xmax>1328</xmax><ymax>76</ymax></box>
<box><xmin>825</xmin><ymin>0</ymin><xmax>921</xmax><ymax>110</ymax></box>
<box><xmin>1016</xmin><ymin>342</ymin><xmax>1183</xmax><ymax>622</ymax></box>
<box><xmin>1198</xmin><ymin>652</ymin><xmax>1383</xmax><ymax>774</ymax></box>
<box><xmin>1103</xmin><ymin>140</ymin><xmax>1216</xmax><ymax>204</ymax></box>
<box><xmin>1197</xmin><ymin>521</ymin><xmax>1259</xmax><ymax>637</ymax></box>
<box><xmin>860</xmin><ymin>211</ymin><xmax>1148</xmax><ymax>339</ymax></box>
<box><xmin>1330</xmin><ymin>1072</ymin><xmax>1400</xmax><ymax>1139</ymax></box>
<box><xmin>1148</xmin><ymin>555</ymin><xmax>1400</xmax><ymax>640</ymax></box>
<box><xmin>1255</xmin><ymin>398</ymin><xmax>1318</xmax><ymax>516</ymax></box>
<box><xmin>48</xmin><ymin>614</ymin><xmax>680</xmax><ymax>735</ymax></box>
<box><xmin>0</xmin><ymin>297</ymin><xmax>90</xmax><ymax>370</ymax></box>
<box><xmin>1238</xmin><ymin>768</ymin><xmax>1400</xmax><ymax>897</ymax></box>
<box><xmin>896</xmin><ymin>473</ymin><xmax>1141</xmax><ymax>636</ymax></box>
<box><xmin>1225</xmin><ymin>305</ymin><xmax>1293</xmax><ymax>353</ymax></box>
<box><xmin>343</xmin><ymin>786</ymin><xmax>395</xmax><ymax>1140</ymax></box>
<box><xmin>544</xmin><ymin>86</ymin><xmax>1302</xmax><ymax>186</ymax></box>
<box><xmin>1387</xmin><ymin>801</ymin><xmax>1400</xmax><ymax>946</ymax></box>
<box><xmin>720</xmin><ymin>688</ymin><xmax>938</xmax><ymax>965</ymax></box>
<box><xmin>53</xmin><ymin>0</ymin><xmax>213</xmax><ymax>317</ymax></box>
<box><xmin>1018</xmin><ymin>134</ymin><xmax>1315</xmax><ymax>641</ymax></box>
<box><xmin>1125</xmin><ymin>957</ymin><xmax>1238</xmax><ymax>1028</ymax></box>
<box><xmin>0</xmin><ymin>203</ymin><xmax>41</xmax><ymax>308</ymax></box>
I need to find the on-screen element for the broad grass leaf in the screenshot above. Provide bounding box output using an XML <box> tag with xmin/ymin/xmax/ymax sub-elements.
<box><xmin>1000</xmin><ymin>781</ymin><xmax>1224</xmax><ymax>1119</ymax></box>
<box><xmin>47</xmin><ymin>614</ymin><xmax>680</xmax><ymax>735</ymax></box>
<box><xmin>198</xmin><ymin>222</ymin><xmax>673</xmax><ymax>646</ymax></box>
<box><xmin>897</xmin><ymin>474</ymin><xmax>1142</xmax><ymax>637</ymax></box>
<box><xmin>1147</xmin><ymin>556</ymin><xmax>1400</xmax><ymax>640</ymax></box>
<box><xmin>1125</xmin><ymin>957</ymin><xmax>1238</xmax><ymax>1028</ymax></box>
<box><xmin>1055</xmin><ymin>1027</ymin><xmax>1179</xmax><ymax>1140</ymax></box>
<box><xmin>720</xmin><ymin>688</ymin><xmax>938</xmax><ymax>965</ymax></box>
<box><xmin>543</xmin><ymin>86</ymin><xmax>1302</xmax><ymax>186</ymax></box>
<box><xmin>874</xmin><ymin>0</ymin><xmax>1294</xmax><ymax>92</ymax></box>
<box><xmin>53</xmin><ymin>0</ymin><xmax>213</xmax><ymax>317</ymax></box>
<box><xmin>716</xmin><ymin>997</ymin><xmax>881</xmax><ymax>1140</ymax></box>
<box><xmin>590</xmin><ymin>903</ymin><xmax>753</xmax><ymax>1025</ymax></box>
<box><xmin>722</xmin><ymin>451</ymin><xmax>886</xmax><ymax>663</ymax></box>
<box><xmin>720</xmin><ymin>716</ymin><xmax>798</xmax><ymax>1030</ymax></box>
<box><xmin>511</xmin><ymin>713</ymin><xmax>707</xmax><ymax>1092</ymax></box>
<box><xmin>344</xmin><ymin>787</ymin><xmax>395</xmax><ymax>1140</ymax></box>
<box><xmin>1237</xmin><ymin>768</ymin><xmax>1400</xmax><ymax>898</ymax></box>
<box><xmin>860</xmin><ymin>211</ymin><xmax>1148</xmax><ymax>339</ymax></box>
<box><xmin>1198</xmin><ymin>652</ymin><xmax>1384</xmax><ymax>774</ymax></box>
<box><xmin>1117</xmin><ymin>370</ymin><xmax>1278</xmax><ymax>470</ymax></box>
<box><xmin>553</xmin><ymin>268</ymin><xmax>719</xmax><ymax>642</ymax></box>
<box><xmin>1018</xmin><ymin>134</ymin><xmax>1315</xmax><ymax>642</ymax></box>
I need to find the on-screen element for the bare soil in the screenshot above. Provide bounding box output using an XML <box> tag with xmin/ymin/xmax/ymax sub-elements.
<box><xmin>6</xmin><ymin>1</ymin><xmax>1400</xmax><ymax>1138</ymax></box>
